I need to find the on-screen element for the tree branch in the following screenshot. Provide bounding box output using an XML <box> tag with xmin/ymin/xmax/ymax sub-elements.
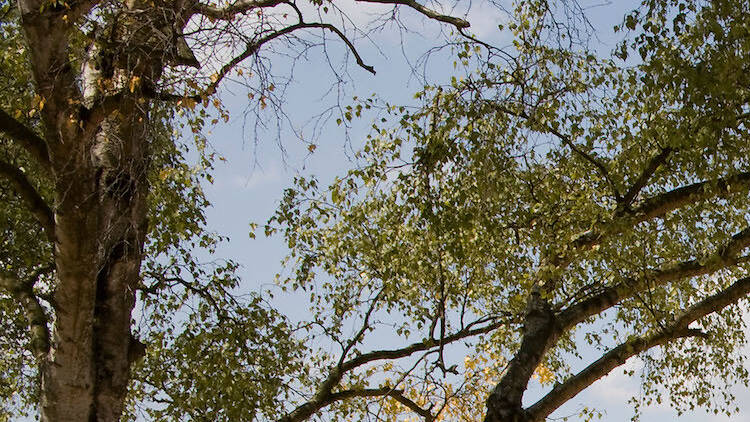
<box><xmin>341</xmin><ymin>318</ymin><xmax>506</xmax><ymax>372</ymax></box>
<box><xmin>0</xmin><ymin>108</ymin><xmax>51</xmax><ymax>171</ymax></box>
<box><xmin>328</xmin><ymin>387</ymin><xmax>436</xmax><ymax>421</ymax></box>
<box><xmin>193</xmin><ymin>0</ymin><xmax>286</xmax><ymax>20</ymax></box>
<box><xmin>0</xmin><ymin>159</ymin><xmax>55</xmax><ymax>241</ymax></box>
<box><xmin>82</xmin><ymin>93</ymin><xmax>127</xmax><ymax>136</ymax></box>
<box><xmin>355</xmin><ymin>0</ymin><xmax>470</xmax><ymax>29</ymax></box>
<box><xmin>569</xmin><ymin>169</ymin><xmax>750</xmax><ymax>254</ymax></box>
<box><xmin>278</xmin><ymin>318</ymin><xmax>505</xmax><ymax>422</ymax></box>
<box><xmin>0</xmin><ymin>270</ymin><xmax>51</xmax><ymax>360</ymax></box>
<box><xmin>148</xmin><ymin>20</ymin><xmax>375</xmax><ymax>104</ymax></box>
<box><xmin>560</xmin><ymin>226</ymin><xmax>750</xmax><ymax>330</ymax></box>
<box><xmin>487</xmin><ymin>101</ymin><xmax>621</xmax><ymax>199</ymax></box>
<box><xmin>620</xmin><ymin>146</ymin><xmax>673</xmax><ymax>208</ymax></box>
<box><xmin>527</xmin><ymin>276</ymin><xmax>750</xmax><ymax>421</ymax></box>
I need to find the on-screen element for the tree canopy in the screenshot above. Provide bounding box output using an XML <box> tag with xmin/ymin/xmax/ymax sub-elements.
<box><xmin>270</xmin><ymin>0</ymin><xmax>750</xmax><ymax>420</ymax></box>
<box><xmin>4</xmin><ymin>0</ymin><xmax>750</xmax><ymax>421</ymax></box>
<box><xmin>0</xmin><ymin>0</ymin><xmax>470</xmax><ymax>420</ymax></box>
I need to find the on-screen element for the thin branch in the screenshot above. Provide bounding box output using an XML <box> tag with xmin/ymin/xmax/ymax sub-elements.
<box><xmin>620</xmin><ymin>146</ymin><xmax>673</xmax><ymax>208</ymax></box>
<box><xmin>341</xmin><ymin>318</ymin><xmax>506</xmax><ymax>372</ymax></box>
<box><xmin>0</xmin><ymin>271</ymin><xmax>51</xmax><ymax>360</ymax></box>
<box><xmin>339</xmin><ymin>287</ymin><xmax>386</xmax><ymax>365</ymax></box>
<box><xmin>148</xmin><ymin>21</ymin><xmax>375</xmax><ymax>104</ymax></box>
<box><xmin>278</xmin><ymin>318</ymin><xmax>506</xmax><ymax>422</ymax></box>
<box><xmin>355</xmin><ymin>0</ymin><xmax>470</xmax><ymax>29</ymax></box>
<box><xmin>527</xmin><ymin>276</ymin><xmax>750</xmax><ymax>421</ymax></box>
<box><xmin>488</xmin><ymin>102</ymin><xmax>621</xmax><ymax>199</ymax></box>
<box><xmin>0</xmin><ymin>108</ymin><xmax>51</xmax><ymax>171</ymax></box>
<box><xmin>0</xmin><ymin>159</ymin><xmax>55</xmax><ymax>241</ymax></box>
<box><xmin>328</xmin><ymin>388</ymin><xmax>435</xmax><ymax>421</ymax></box>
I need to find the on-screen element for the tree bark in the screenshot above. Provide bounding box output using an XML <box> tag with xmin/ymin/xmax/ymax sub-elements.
<box><xmin>484</xmin><ymin>290</ymin><xmax>560</xmax><ymax>422</ymax></box>
<box><xmin>15</xmin><ymin>2</ymin><xmax>154</xmax><ymax>418</ymax></box>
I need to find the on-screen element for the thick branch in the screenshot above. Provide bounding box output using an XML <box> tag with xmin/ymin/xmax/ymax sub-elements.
<box><xmin>0</xmin><ymin>271</ymin><xmax>51</xmax><ymax>359</ymax></box>
<box><xmin>527</xmin><ymin>276</ymin><xmax>750</xmax><ymax>421</ymax></box>
<box><xmin>0</xmin><ymin>108</ymin><xmax>51</xmax><ymax>171</ymax></box>
<box><xmin>560</xmin><ymin>226</ymin><xmax>750</xmax><ymax>330</ymax></box>
<box><xmin>0</xmin><ymin>159</ymin><xmax>55</xmax><ymax>241</ymax></box>
<box><xmin>569</xmin><ymin>170</ymin><xmax>750</xmax><ymax>253</ymax></box>
<box><xmin>355</xmin><ymin>0</ymin><xmax>470</xmax><ymax>29</ymax></box>
<box><xmin>193</xmin><ymin>0</ymin><xmax>285</xmax><ymax>19</ymax></box>
<box><xmin>81</xmin><ymin>93</ymin><xmax>130</xmax><ymax>138</ymax></box>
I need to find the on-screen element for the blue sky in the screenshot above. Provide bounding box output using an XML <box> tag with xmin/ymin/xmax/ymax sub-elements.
<box><xmin>193</xmin><ymin>1</ymin><xmax>750</xmax><ymax>420</ymax></box>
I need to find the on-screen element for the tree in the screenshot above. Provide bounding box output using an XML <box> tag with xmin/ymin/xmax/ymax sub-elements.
<box><xmin>270</xmin><ymin>0</ymin><xmax>750</xmax><ymax>421</ymax></box>
<box><xmin>0</xmin><ymin>0</ymin><xmax>472</xmax><ymax>420</ymax></box>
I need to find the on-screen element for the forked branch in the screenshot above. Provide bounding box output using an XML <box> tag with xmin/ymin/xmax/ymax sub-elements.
<box><xmin>527</xmin><ymin>276</ymin><xmax>750</xmax><ymax>421</ymax></box>
<box><xmin>356</xmin><ymin>0</ymin><xmax>469</xmax><ymax>29</ymax></box>
<box><xmin>278</xmin><ymin>318</ymin><xmax>506</xmax><ymax>422</ymax></box>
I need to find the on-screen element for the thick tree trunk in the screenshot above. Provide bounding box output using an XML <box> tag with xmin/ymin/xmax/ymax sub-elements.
<box><xmin>39</xmin><ymin>99</ymin><xmax>150</xmax><ymax>420</ymax></box>
<box><xmin>15</xmin><ymin>0</ymin><xmax>161</xmax><ymax>417</ymax></box>
<box><xmin>484</xmin><ymin>291</ymin><xmax>560</xmax><ymax>422</ymax></box>
<box><xmin>41</xmin><ymin>121</ymin><xmax>149</xmax><ymax>421</ymax></box>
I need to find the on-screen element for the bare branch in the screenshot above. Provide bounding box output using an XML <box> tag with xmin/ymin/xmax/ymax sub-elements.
<box><xmin>193</xmin><ymin>0</ymin><xmax>286</xmax><ymax>19</ymax></box>
<box><xmin>149</xmin><ymin>21</ymin><xmax>375</xmax><ymax>104</ymax></box>
<box><xmin>0</xmin><ymin>159</ymin><xmax>55</xmax><ymax>241</ymax></box>
<box><xmin>206</xmin><ymin>21</ymin><xmax>375</xmax><ymax>94</ymax></box>
<box><xmin>527</xmin><ymin>276</ymin><xmax>750</xmax><ymax>421</ymax></box>
<box><xmin>0</xmin><ymin>108</ymin><xmax>51</xmax><ymax>171</ymax></box>
<box><xmin>355</xmin><ymin>0</ymin><xmax>470</xmax><ymax>29</ymax></box>
<box><xmin>0</xmin><ymin>270</ymin><xmax>51</xmax><ymax>359</ymax></box>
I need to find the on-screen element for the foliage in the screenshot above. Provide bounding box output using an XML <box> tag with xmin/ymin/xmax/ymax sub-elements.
<box><xmin>6</xmin><ymin>0</ymin><xmax>750</xmax><ymax>420</ymax></box>
<box><xmin>268</xmin><ymin>0</ymin><xmax>750</xmax><ymax>420</ymax></box>
<box><xmin>0</xmin><ymin>0</ymin><xmax>474</xmax><ymax>420</ymax></box>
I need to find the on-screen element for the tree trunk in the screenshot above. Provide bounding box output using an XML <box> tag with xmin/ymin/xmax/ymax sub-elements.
<box><xmin>484</xmin><ymin>291</ymin><xmax>560</xmax><ymax>422</ymax></box>
<box><xmin>15</xmin><ymin>0</ymin><xmax>163</xmax><ymax>417</ymax></box>
<box><xmin>40</xmin><ymin>105</ymin><xmax>150</xmax><ymax>421</ymax></box>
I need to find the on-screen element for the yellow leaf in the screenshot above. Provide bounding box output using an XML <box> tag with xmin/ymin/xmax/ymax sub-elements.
<box><xmin>129</xmin><ymin>76</ymin><xmax>141</xmax><ymax>93</ymax></box>
<box><xmin>533</xmin><ymin>363</ymin><xmax>555</xmax><ymax>385</ymax></box>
